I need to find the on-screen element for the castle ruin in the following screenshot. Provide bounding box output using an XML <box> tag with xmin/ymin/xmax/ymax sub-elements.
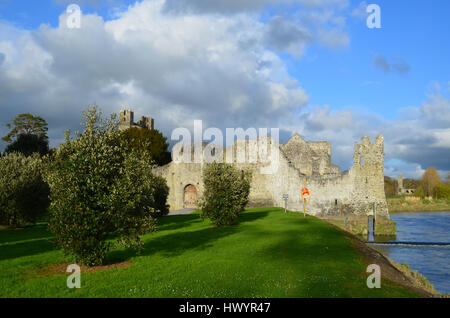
<box><xmin>155</xmin><ymin>132</ymin><xmax>389</xmax><ymax>218</ymax></box>
<box><xmin>119</xmin><ymin>109</ymin><xmax>392</xmax><ymax>227</ymax></box>
<box><xmin>119</xmin><ymin>109</ymin><xmax>154</xmax><ymax>131</ymax></box>
<box><xmin>397</xmin><ymin>174</ymin><xmax>416</xmax><ymax>195</ymax></box>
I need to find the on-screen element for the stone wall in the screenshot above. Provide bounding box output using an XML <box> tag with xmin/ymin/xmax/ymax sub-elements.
<box><xmin>155</xmin><ymin>133</ymin><xmax>389</xmax><ymax>218</ymax></box>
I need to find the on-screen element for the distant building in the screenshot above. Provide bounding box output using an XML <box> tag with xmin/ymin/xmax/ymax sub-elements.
<box><xmin>397</xmin><ymin>174</ymin><xmax>416</xmax><ymax>195</ymax></box>
<box><xmin>119</xmin><ymin>109</ymin><xmax>154</xmax><ymax>131</ymax></box>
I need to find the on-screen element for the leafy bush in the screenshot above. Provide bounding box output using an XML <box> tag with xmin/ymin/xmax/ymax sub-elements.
<box><xmin>421</xmin><ymin>167</ymin><xmax>442</xmax><ymax>197</ymax></box>
<box><xmin>414</xmin><ymin>185</ymin><xmax>425</xmax><ymax>198</ymax></box>
<box><xmin>151</xmin><ymin>175</ymin><xmax>170</xmax><ymax>217</ymax></box>
<box><xmin>5</xmin><ymin>133</ymin><xmax>49</xmax><ymax>157</ymax></box>
<box><xmin>121</xmin><ymin>127</ymin><xmax>171</xmax><ymax>166</ymax></box>
<box><xmin>0</xmin><ymin>152</ymin><xmax>49</xmax><ymax>227</ymax></box>
<box><xmin>200</xmin><ymin>162</ymin><xmax>251</xmax><ymax>226</ymax></box>
<box><xmin>44</xmin><ymin>105</ymin><xmax>169</xmax><ymax>266</ymax></box>
<box><xmin>384</xmin><ymin>176</ymin><xmax>397</xmax><ymax>196</ymax></box>
<box><xmin>433</xmin><ymin>183</ymin><xmax>450</xmax><ymax>199</ymax></box>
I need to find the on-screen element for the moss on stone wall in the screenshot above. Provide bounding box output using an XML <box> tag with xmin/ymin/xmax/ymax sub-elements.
<box><xmin>374</xmin><ymin>217</ymin><xmax>396</xmax><ymax>235</ymax></box>
<box><xmin>321</xmin><ymin>215</ymin><xmax>396</xmax><ymax>237</ymax></box>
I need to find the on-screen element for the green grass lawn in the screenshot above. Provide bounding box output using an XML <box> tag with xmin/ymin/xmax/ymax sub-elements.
<box><xmin>0</xmin><ymin>207</ymin><xmax>418</xmax><ymax>298</ymax></box>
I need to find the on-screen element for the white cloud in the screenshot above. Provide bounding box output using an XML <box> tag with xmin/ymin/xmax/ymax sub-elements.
<box><xmin>162</xmin><ymin>0</ymin><xmax>350</xmax><ymax>15</ymax></box>
<box><xmin>284</xmin><ymin>88</ymin><xmax>450</xmax><ymax>177</ymax></box>
<box><xmin>351</xmin><ymin>1</ymin><xmax>367</xmax><ymax>20</ymax></box>
<box><xmin>317</xmin><ymin>27</ymin><xmax>349</xmax><ymax>48</ymax></box>
<box><xmin>0</xmin><ymin>0</ymin><xmax>311</xmax><ymax>149</ymax></box>
<box><xmin>0</xmin><ymin>0</ymin><xmax>447</xmax><ymax>180</ymax></box>
<box><xmin>263</xmin><ymin>16</ymin><xmax>313</xmax><ymax>58</ymax></box>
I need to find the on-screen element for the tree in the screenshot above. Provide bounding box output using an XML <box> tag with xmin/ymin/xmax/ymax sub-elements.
<box><xmin>121</xmin><ymin>127</ymin><xmax>171</xmax><ymax>166</ymax></box>
<box><xmin>44</xmin><ymin>105</ymin><xmax>169</xmax><ymax>266</ymax></box>
<box><xmin>421</xmin><ymin>167</ymin><xmax>442</xmax><ymax>197</ymax></box>
<box><xmin>434</xmin><ymin>184</ymin><xmax>450</xmax><ymax>199</ymax></box>
<box><xmin>384</xmin><ymin>176</ymin><xmax>397</xmax><ymax>197</ymax></box>
<box><xmin>0</xmin><ymin>152</ymin><xmax>49</xmax><ymax>227</ymax></box>
<box><xmin>200</xmin><ymin>162</ymin><xmax>252</xmax><ymax>226</ymax></box>
<box><xmin>5</xmin><ymin>133</ymin><xmax>49</xmax><ymax>157</ymax></box>
<box><xmin>2</xmin><ymin>113</ymin><xmax>48</xmax><ymax>143</ymax></box>
<box><xmin>414</xmin><ymin>185</ymin><xmax>425</xmax><ymax>198</ymax></box>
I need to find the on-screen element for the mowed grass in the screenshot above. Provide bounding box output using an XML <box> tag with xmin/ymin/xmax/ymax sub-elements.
<box><xmin>0</xmin><ymin>207</ymin><xmax>418</xmax><ymax>298</ymax></box>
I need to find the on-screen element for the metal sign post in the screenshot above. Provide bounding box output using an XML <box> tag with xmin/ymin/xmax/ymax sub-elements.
<box><xmin>373</xmin><ymin>202</ymin><xmax>377</xmax><ymax>235</ymax></box>
<box><xmin>301</xmin><ymin>179</ymin><xmax>310</xmax><ymax>218</ymax></box>
<box><xmin>282</xmin><ymin>194</ymin><xmax>288</xmax><ymax>213</ymax></box>
<box><xmin>373</xmin><ymin>202</ymin><xmax>377</xmax><ymax>220</ymax></box>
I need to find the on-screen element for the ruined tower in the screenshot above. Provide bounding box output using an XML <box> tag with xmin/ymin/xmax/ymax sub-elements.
<box><xmin>351</xmin><ymin>135</ymin><xmax>388</xmax><ymax>215</ymax></box>
<box><xmin>119</xmin><ymin>109</ymin><xmax>134</xmax><ymax>131</ymax></box>
<box><xmin>398</xmin><ymin>174</ymin><xmax>404</xmax><ymax>194</ymax></box>
<box><xmin>137</xmin><ymin>116</ymin><xmax>154</xmax><ymax>130</ymax></box>
<box><xmin>119</xmin><ymin>109</ymin><xmax>154</xmax><ymax>131</ymax></box>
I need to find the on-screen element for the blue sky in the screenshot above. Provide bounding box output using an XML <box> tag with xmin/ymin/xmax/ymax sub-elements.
<box><xmin>2</xmin><ymin>0</ymin><xmax>448</xmax><ymax>119</ymax></box>
<box><xmin>0</xmin><ymin>0</ymin><xmax>449</xmax><ymax>178</ymax></box>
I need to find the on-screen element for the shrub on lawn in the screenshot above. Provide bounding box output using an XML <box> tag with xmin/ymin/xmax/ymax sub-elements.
<box><xmin>0</xmin><ymin>152</ymin><xmax>49</xmax><ymax>227</ymax></box>
<box><xmin>433</xmin><ymin>183</ymin><xmax>450</xmax><ymax>199</ymax></box>
<box><xmin>44</xmin><ymin>105</ymin><xmax>169</xmax><ymax>266</ymax></box>
<box><xmin>151</xmin><ymin>175</ymin><xmax>170</xmax><ymax>217</ymax></box>
<box><xmin>200</xmin><ymin>162</ymin><xmax>251</xmax><ymax>226</ymax></box>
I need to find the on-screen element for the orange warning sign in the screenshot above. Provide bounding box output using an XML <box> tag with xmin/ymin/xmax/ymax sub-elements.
<box><xmin>301</xmin><ymin>187</ymin><xmax>310</xmax><ymax>198</ymax></box>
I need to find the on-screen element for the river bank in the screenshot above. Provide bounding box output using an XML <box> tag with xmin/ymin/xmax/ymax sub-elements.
<box><xmin>371</xmin><ymin>211</ymin><xmax>450</xmax><ymax>295</ymax></box>
<box><xmin>323</xmin><ymin>220</ymin><xmax>438</xmax><ymax>297</ymax></box>
<box><xmin>388</xmin><ymin>197</ymin><xmax>450</xmax><ymax>213</ymax></box>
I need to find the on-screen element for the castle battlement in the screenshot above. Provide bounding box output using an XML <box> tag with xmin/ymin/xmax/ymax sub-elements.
<box><xmin>155</xmin><ymin>130</ymin><xmax>389</xmax><ymax>217</ymax></box>
<box><xmin>119</xmin><ymin>109</ymin><xmax>154</xmax><ymax>131</ymax></box>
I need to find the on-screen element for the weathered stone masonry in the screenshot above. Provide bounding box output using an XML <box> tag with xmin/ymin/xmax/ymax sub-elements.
<box><xmin>119</xmin><ymin>109</ymin><xmax>154</xmax><ymax>131</ymax></box>
<box><xmin>154</xmin><ymin>132</ymin><xmax>389</xmax><ymax>218</ymax></box>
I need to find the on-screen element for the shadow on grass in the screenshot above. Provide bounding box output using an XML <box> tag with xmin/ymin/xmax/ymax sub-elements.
<box><xmin>0</xmin><ymin>238</ymin><xmax>57</xmax><ymax>262</ymax></box>
<box><xmin>0</xmin><ymin>223</ymin><xmax>53</xmax><ymax>245</ymax></box>
<box><xmin>0</xmin><ymin>209</ymin><xmax>271</xmax><ymax>264</ymax></box>
<box><xmin>157</xmin><ymin>214</ymin><xmax>202</xmax><ymax>232</ymax></box>
<box><xmin>157</xmin><ymin>209</ymin><xmax>271</xmax><ymax>232</ymax></box>
<box><xmin>107</xmin><ymin>211</ymin><xmax>270</xmax><ymax>263</ymax></box>
<box><xmin>238</xmin><ymin>209</ymin><xmax>271</xmax><ymax>224</ymax></box>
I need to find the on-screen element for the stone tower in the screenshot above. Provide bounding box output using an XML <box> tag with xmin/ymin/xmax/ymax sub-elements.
<box><xmin>119</xmin><ymin>109</ymin><xmax>134</xmax><ymax>131</ymax></box>
<box><xmin>398</xmin><ymin>174</ymin><xmax>404</xmax><ymax>194</ymax></box>
<box><xmin>351</xmin><ymin>135</ymin><xmax>387</xmax><ymax>215</ymax></box>
<box><xmin>118</xmin><ymin>109</ymin><xmax>154</xmax><ymax>131</ymax></box>
<box><xmin>137</xmin><ymin>116</ymin><xmax>154</xmax><ymax>130</ymax></box>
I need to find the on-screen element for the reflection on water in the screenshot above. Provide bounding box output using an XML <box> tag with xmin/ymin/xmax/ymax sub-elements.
<box><xmin>369</xmin><ymin>212</ymin><xmax>450</xmax><ymax>294</ymax></box>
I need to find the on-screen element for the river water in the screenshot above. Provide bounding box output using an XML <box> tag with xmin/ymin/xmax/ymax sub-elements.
<box><xmin>368</xmin><ymin>211</ymin><xmax>450</xmax><ymax>294</ymax></box>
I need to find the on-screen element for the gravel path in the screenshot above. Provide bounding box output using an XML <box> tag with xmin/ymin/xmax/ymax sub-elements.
<box><xmin>167</xmin><ymin>208</ymin><xmax>196</xmax><ymax>216</ymax></box>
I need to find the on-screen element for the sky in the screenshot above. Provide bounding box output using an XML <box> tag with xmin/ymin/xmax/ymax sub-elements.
<box><xmin>0</xmin><ymin>0</ymin><xmax>449</xmax><ymax>179</ymax></box>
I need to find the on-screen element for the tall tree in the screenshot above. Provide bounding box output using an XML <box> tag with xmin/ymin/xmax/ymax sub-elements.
<box><xmin>121</xmin><ymin>127</ymin><xmax>171</xmax><ymax>166</ymax></box>
<box><xmin>5</xmin><ymin>133</ymin><xmax>49</xmax><ymax>157</ymax></box>
<box><xmin>44</xmin><ymin>105</ymin><xmax>167</xmax><ymax>266</ymax></box>
<box><xmin>421</xmin><ymin>167</ymin><xmax>442</xmax><ymax>197</ymax></box>
<box><xmin>2</xmin><ymin>113</ymin><xmax>48</xmax><ymax>143</ymax></box>
<box><xmin>384</xmin><ymin>176</ymin><xmax>397</xmax><ymax>197</ymax></box>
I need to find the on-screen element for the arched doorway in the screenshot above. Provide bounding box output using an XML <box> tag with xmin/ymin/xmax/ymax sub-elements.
<box><xmin>184</xmin><ymin>184</ymin><xmax>198</xmax><ymax>209</ymax></box>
